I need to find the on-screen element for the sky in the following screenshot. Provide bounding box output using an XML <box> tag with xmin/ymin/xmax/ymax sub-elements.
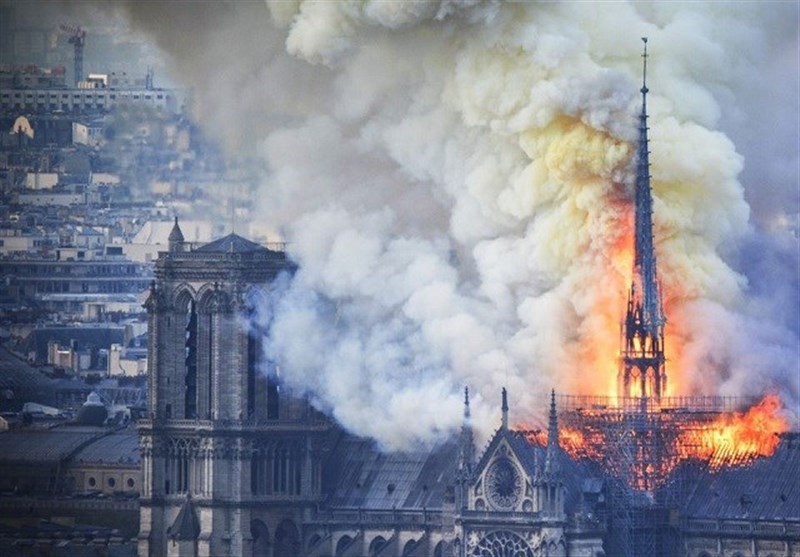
<box><xmin>4</xmin><ymin>0</ymin><xmax>799</xmax><ymax>448</ymax></box>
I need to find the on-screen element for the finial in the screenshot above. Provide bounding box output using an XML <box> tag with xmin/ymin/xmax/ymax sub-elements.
<box><xmin>501</xmin><ymin>387</ymin><xmax>509</xmax><ymax>430</ymax></box>
<box><xmin>463</xmin><ymin>386</ymin><xmax>471</xmax><ymax>420</ymax></box>
<box><xmin>641</xmin><ymin>37</ymin><xmax>649</xmax><ymax>94</ymax></box>
<box><xmin>545</xmin><ymin>388</ymin><xmax>560</xmax><ymax>476</ymax></box>
<box><xmin>548</xmin><ymin>389</ymin><xmax>558</xmax><ymax>442</ymax></box>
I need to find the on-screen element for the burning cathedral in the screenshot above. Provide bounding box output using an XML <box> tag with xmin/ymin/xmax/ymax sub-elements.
<box><xmin>137</xmin><ymin>40</ymin><xmax>799</xmax><ymax>557</ymax></box>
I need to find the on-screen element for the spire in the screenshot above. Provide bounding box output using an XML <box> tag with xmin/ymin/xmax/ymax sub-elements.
<box><xmin>458</xmin><ymin>386</ymin><xmax>475</xmax><ymax>483</ymax></box>
<box><xmin>619</xmin><ymin>37</ymin><xmax>667</xmax><ymax>402</ymax></box>
<box><xmin>545</xmin><ymin>389</ymin><xmax>560</xmax><ymax>476</ymax></box>
<box><xmin>501</xmin><ymin>387</ymin><xmax>509</xmax><ymax>430</ymax></box>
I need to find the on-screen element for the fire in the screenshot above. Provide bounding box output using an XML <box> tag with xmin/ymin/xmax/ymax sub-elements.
<box><xmin>516</xmin><ymin>394</ymin><xmax>789</xmax><ymax>490</ymax></box>
<box><xmin>678</xmin><ymin>394</ymin><xmax>788</xmax><ymax>470</ymax></box>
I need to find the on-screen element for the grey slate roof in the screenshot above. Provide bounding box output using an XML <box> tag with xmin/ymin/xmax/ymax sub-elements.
<box><xmin>681</xmin><ymin>433</ymin><xmax>800</xmax><ymax>521</ymax></box>
<box><xmin>0</xmin><ymin>426</ymin><xmax>106</xmax><ymax>464</ymax></box>
<box><xmin>195</xmin><ymin>233</ymin><xmax>267</xmax><ymax>254</ymax></box>
<box><xmin>323</xmin><ymin>434</ymin><xmax>457</xmax><ymax>510</ymax></box>
<box><xmin>71</xmin><ymin>429</ymin><xmax>140</xmax><ymax>466</ymax></box>
<box><xmin>0</xmin><ymin>349</ymin><xmax>51</xmax><ymax>391</ymax></box>
<box><xmin>169</xmin><ymin>496</ymin><xmax>200</xmax><ymax>540</ymax></box>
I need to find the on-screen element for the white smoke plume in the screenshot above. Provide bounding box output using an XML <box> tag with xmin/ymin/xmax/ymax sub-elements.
<box><xmin>116</xmin><ymin>1</ymin><xmax>798</xmax><ymax>448</ymax></box>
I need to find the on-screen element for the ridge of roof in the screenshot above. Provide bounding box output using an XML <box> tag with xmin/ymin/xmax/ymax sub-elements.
<box><xmin>194</xmin><ymin>233</ymin><xmax>267</xmax><ymax>254</ymax></box>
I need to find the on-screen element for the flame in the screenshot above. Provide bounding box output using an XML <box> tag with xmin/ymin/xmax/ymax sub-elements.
<box><xmin>516</xmin><ymin>395</ymin><xmax>789</xmax><ymax>490</ymax></box>
<box><xmin>678</xmin><ymin>394</ymin><xmax>788</xmax><ymax>470</ymax></box>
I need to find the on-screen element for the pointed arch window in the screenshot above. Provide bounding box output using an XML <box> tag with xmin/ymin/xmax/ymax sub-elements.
<box><xmin>184</xmin><ymin>299</ymin><xmax>198</xmax><ymax>419</ymax></box>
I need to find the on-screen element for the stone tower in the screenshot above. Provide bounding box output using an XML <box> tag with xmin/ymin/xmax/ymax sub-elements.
<box><xmin>137</xmin><ymin>225</ymin><xmax>329</xmax><ymax>557</ymax></box>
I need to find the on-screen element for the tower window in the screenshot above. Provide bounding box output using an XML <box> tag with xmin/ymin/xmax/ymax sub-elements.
<box><xmin>184</xmin><ymin>300</ymin><xmax>198</xmax><ymax>419</ymax></box>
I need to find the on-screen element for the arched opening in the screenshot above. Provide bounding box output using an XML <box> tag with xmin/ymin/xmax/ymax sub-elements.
<box><xmin>182</xmin><ymin>295</ymin><xmax>198</xmax><ymax>419</ymax></box>
<box><xmin>245</xmin><ymin>288</ymin><xmax>280</xmax><ymax>422</ymax></box>
<box><xmin>197</xmin><ymin>288</ymin><xmax>219</xmax><ymax>419</ymax></box>
<box><xmin>645</xmin><ymin>368</ymin><xmax>656</xmax><ymax>397</ymax></box>
<box><xmin>335</xmin><ymin>535</ymin><xmax>353</xmax><ymax>556</ymax></box>
<box><xmin>274</xmin><ymin>519</ymin><xmax>300</xmax><ymax>557</ymax></box>
<box><xmin>307</xmin><ymin>533</ymin><xmax>323</xmax><ymax>553</ymax></box>
<box><xmin>628</xmin><ymin>367</ymin><xmax>642</xmax><ymax>398</ymax></box>
<box><xmin>402</xmin><ymin>539</ymin><xmax>417</xmax><ymax>556</ymax></box>
<box><xmin>433</xmin><ymin>541</ymin><xmax>446</xmax><ymax>557</ymax></box>
<box><xmin>368</xmin><ymin>536</ymin><xmax>386</xmax><ymax>556</ymax></box>
<box><xmin>250</xmin><ymin>519</ymin><xmax>270</xmax><ymax>557</ymax></box>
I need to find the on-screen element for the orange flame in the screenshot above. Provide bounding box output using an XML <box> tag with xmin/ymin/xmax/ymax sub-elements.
<box><xmin>516</xmin><ymin>395</ymin><xmax>788</xmax><ymax>489</ymax></box>
<box><xmin>678</xmin><ymin>394</ymin><xmax>788</xmax><ymax>470</ymax></box>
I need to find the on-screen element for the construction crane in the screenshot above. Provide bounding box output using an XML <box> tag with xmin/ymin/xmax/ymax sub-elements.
<box><xmin>59</xmin><ymin>24</ymin><xmax>86</xmax><ymax>86</ymax></box>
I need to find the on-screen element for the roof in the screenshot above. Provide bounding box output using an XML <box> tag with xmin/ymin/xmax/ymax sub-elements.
<box><xmin>169</xmin><ymin>496</ymin><xmax>200</xmax><ymax>541</ymax></box>
<box><xmin>0</xmin><ymin>426</ymin><xmax>106</xmax><ymax>464</ymax></box>
<box><xmin>0</xmin><ymin>348</ymin><xmax>51</xmax><ymax>392</ymax></box>
<box><xmin>322</xmin><ymin>434</ymin><xmax>457</xmax><ymax>510</ymax></box>
<box><xmin>167</xmin><ymin>218</ymin><xmax>184</xmax><ymax>243</ymax></box>
<box><xmin>71</xmin><ymin>429</ymin><xmax>139</xmax><ymax>466</ymax></box>
<box><xmin>194</xmin><ymin>233</ymin><xmax>268</xmax><ymax>254</ymax></box>
<box><xmin>681</xmin><ymin>433</ymin><xmax>800</xmax><ymax>521</ymax></box>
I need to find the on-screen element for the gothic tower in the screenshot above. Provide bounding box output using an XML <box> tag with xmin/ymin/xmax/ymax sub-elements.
<box><xmin>619</xmin><ymin>38</ymin><xmax>667</xmax><ymax>401</ymax></box>
<box><xmin>138</xmin><ymin>224</ymin><xmax>329</xmax><ymax>557</ymax></box>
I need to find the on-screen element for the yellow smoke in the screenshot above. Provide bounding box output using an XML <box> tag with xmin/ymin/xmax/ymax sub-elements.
<box><xmin>516</xmin><ymin>117</ymin><xmax>634</xmax><ymax>395</ymax></box>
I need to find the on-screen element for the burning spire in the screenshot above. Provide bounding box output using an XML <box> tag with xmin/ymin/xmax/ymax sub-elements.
<box><xmin>619</xmin><ymin>37</ymin><xmax>667</xmax><ymax>402</ymax></box>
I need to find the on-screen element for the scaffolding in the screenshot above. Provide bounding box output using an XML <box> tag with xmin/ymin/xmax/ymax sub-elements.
<box><xmin>555</xmin><ymin>394</ymin><xmax>757</xmax><ymax>557</ymax></box>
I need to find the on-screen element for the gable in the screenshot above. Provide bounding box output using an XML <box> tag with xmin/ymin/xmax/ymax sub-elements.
<box><xmin>471</xmin><ymin>431</ymin><xmax>539</xmax><ymax>513</ymax></box>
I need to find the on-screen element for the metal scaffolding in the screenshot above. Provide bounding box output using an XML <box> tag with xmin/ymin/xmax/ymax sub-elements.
<box><xmin>556</xmin><ymin>394</ymin><xmax>756</xmax><ymax>557</ymax></box>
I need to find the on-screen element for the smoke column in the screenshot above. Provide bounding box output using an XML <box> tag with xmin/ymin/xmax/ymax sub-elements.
<box><xmin>117</xmin><ymin>1</ymin><xmax>799</xmax><ymax>448</ymax></box>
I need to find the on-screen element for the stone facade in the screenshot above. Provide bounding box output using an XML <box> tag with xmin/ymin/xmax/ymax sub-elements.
<box><xmin>137</xmin><ymin>227</ymin><xmax>327</xmax><ymax>557</ymax></box>
<box><xmin>140</xmin><ymin>228</ymin><xmax>800</xmax><ymax>557</ymax></box>
<box><xmin>138</xmin><ymin>227</ymin><xmax>608</xmax><ymax>557</ymax></box>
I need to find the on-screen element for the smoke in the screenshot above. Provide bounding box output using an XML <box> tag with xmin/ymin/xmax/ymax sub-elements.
<box><xmin>113</xmin><ymin>1</ymin><xmax>798</xmax><ymax>447</ymax></box>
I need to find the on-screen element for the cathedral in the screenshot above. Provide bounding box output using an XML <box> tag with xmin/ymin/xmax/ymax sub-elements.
<box><xmin>136</xmin><ymin>219</ymin><xmax>607</xmax><ymax>557</ymax></box>
<box><xmin>135</xmin><ymin>41</ymin><xmax>800</xmax><ymax>556</ymax></box>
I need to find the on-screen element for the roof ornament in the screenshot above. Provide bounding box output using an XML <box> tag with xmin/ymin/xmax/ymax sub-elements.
<box><xmin>458</xmin><ymin>386</ymin><xmax>475</xmax><ymax>481</ymax></box>
<box><xmin>168</xmin><ymin>216</ymin><xmax>185</xmax><ymax>252</ymax></box>
<box><xmin>501</xmin><ymin>387</ymin><xmax>509</xmax><ymax>430</ymax></box>
<box><xmin>641</xmin><ymin>36</ymin><xmax>648</xmax><ymax>94</ymax></box>
<box><xmin>545</xmin><ymin>389</ymin><xmax>561</xmax><ymax>476</ymax></box>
